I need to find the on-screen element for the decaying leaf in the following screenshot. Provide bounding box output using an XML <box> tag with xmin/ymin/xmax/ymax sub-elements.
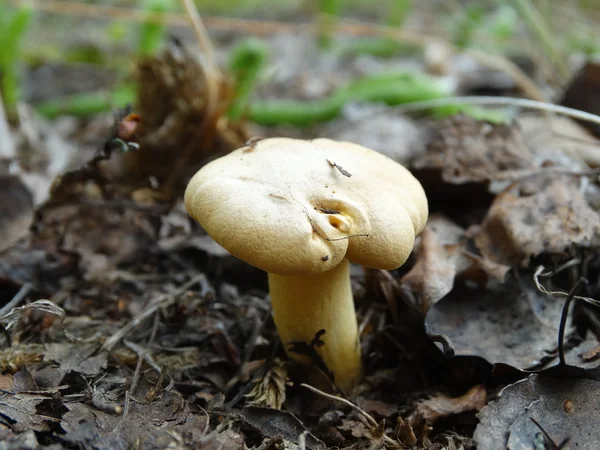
<box><xmin>241</xmin><ymin>406</ymin><xmax>325</xmax><ymax>450</ymax></box>
<box><xmin>474</xmin><ymin>374</ymin><xmax>600</xmax><ymax>449</ymax></box>
<box><xmin>44</xmin><ymin>343</ymin><xmax>107</xmax><ymax>377</ymax></box>
<box><xmin>402</xmin><ymin>215</ymin><xmax>508</xmax><ymax>311</ymax></box>
<box><xmin>425</xmin><ymin>277</ymin><xmax>576</xmax><ymax>370</ymax></box>
<box><xmin>0</xmin><ymin>175</ymin><xmax>33</xmax><ymax>253</ymax></box>
<box><xmin>560</xmin><ymin>61</ymin><xmax>600</xmax><ymax>139</ymax></box>
<box><xmin>475</xmin><ymin>175</ymin><xmax>600</xmax><ymax>266</ymax></box>
<box><xmin>245</xmin><ymin>359</ymin><xmax>288</xmax><ymax>409</ymax></box>
<box><xmin>413</xmin><ymin>115</ymin><xmax>534</xmax><ymax>184</ymax></box>
<box><xmin>411</xmin><ymin>384</ymin><xmax>486</xmax><ymax>423</ymax></box>
<box><xmin>61</xmin><ymin>378</ymin><xmax>220</xmax><ymax>450</ymax></box>
<box><xmin>517</xmin><ymin>114</ymin><xmax>599</xmax><ymax>168</ymax></box>
<box><xmin>129</xmin><ymin>43</ymin><xmax>246</xmax><ymax>193</ymax></box>
<box><xmin>0</xmin><ymin>391</ymin><xmax>54</xmax><ymax>433</ymax></box>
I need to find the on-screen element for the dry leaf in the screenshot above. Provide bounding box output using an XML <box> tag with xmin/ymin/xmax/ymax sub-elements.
<box><xmin>245</xmin><ymin>359</ymin><xmax>288</xmax><ymax>410</ymax></box>
<box><xmin>402</xmin><ymin>215</ymin><xmax>508</xmax><ymax>311</ymax></box>
<box><xmin>413</xmin><ymin>115</ymin><xmax>534</xmax><ymax>184</ymax></box>
<box><xmin>517</xmin><ymin>114</ymin><xmax>599</xmax><ymax>168</ymax></box>
<box><xmin>0</xmin><ymin>175</ymin><xmax>33</xmax><ymax>253</ymax></box>
<box><xmin>411</xmin><ymin>385</ymin><xmax>486</xmax><ymax>423</ymax></box>
<box><xmin>475</xmin><ymin>175</ymin><xmax>600</xmax><ymax>266</ymax></box>
<box><xmin>475</xmin><ymin>375</ymin><xmax>600</xmax><ymax>449</ymax></box>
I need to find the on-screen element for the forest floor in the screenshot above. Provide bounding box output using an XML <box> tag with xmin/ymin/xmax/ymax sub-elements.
<box><xmin>2</xmin><ymin>1</ymin><xmax>600</xmax><ymax>449</ymax></box>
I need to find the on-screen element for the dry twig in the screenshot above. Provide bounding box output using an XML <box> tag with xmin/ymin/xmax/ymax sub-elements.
<box><xmin>102</xmin><ymin>274</ymin><xmax>209</xmax><ymax>351</ymax></box>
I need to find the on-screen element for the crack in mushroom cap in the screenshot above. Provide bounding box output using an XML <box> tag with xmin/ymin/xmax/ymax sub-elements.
<box><xmin>184</xmin><ymin>138</ymin><xmax>428</xmax><ymax>276</ymax></box>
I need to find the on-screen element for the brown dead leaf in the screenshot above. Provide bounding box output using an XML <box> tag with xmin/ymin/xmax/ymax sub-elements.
<box><xmin>338</xmin><ymin>417</ymin><xmax>371</xmax><ymax>439</ymax></box>
<box><xmin>125</xmin><ymin>43</ymin><xmax>247</xmax><ymax>195</ymax></box>
<box><xmin>0</xmin><ymin>391</ymin><xmax>54</xmax><ymax>433</ymax></box>
<box><xmin>517</xmin><ymin>114</ymin><xmax>599</xmax><ymax>168</ymax></box>
<box><xmin>241</xmin><ymin>406</ymin><xmax>325</xmax><ymax>450</ymax></box>
<box><xmin>413</xmin><ymin>115</ymin><xmax>534</xmax><ymax>184</ymax></box>
<box><xmin>0</xmin><ymin>175</ymin><xmax>33</xmax><ymax>253</ymax></box>
<box><xmin>356</xmin><ymin>397</ymin><xmax>397</xmax><ymax>419</ymax></box>
<box><xmin>560</xmin><ymin>61</ymin><xmax>600</xmax><ymax>139</ymax></box>
<box><xmin>475</xmin><ymin>175</ymin><xmax>600</xmax><ymax>266</ymax></box>
<box><xmin>395</xmin><ymin>417</ymin><xmax>417</xmax><ymax>447</ymax></box>
<box><xmin>402</xmin><ymin>215</ymin><xmax>508</xmax><ymax>311</ymax></box>
<box><xmin>44</xmin><ymin>343</ymin><xmax>107</xmax><ymax>378</ymax></box>
<box><xmin>245</xmin><ymin>359</ymin><xmax>288</xmax><ymax>409</ymax></box>
<box><xmin>411</xmin><ymin>385</ymin><xmax>487</xmax><ymax>423</ymax></box>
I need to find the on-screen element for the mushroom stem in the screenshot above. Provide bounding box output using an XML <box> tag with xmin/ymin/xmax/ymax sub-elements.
<box><xmin>268</xmin><ymin>259</ymin><xmax>361</xmax><ymax>392</ymax></box>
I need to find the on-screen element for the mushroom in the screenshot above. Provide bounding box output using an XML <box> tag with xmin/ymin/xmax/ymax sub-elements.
<box><xmin>184</xmin><ymin>137</ymin><xmax>428</xmax><ymax>392</ymax></box>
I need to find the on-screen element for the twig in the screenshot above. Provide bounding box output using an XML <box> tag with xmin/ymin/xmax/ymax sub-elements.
<box><xmin>123</xmin><ymin>340</ymin><xmax>161</xmax><ymax>373</ymax></box>
<box><xmin>301</xmin><ymin>383</ymin><xmax>399</xmax><ymax>447</ymax></box>
<box><xmin>394</xmin><ymin>96</ymin><xmax>600</xmax><ymax>128</ymax></box>
<box><xmin>120</xmin><ymin>353</ymin><xmax>143</xmax><ymax>421</ymax></box>
<box><xmin>178</xmin><ymin>0</ymin><xmax>220</xmax><ymax>129</ymax></box>
<box><xmin>537</xmin><ymin>259</ymin><xmax>582</xmax><ymax>278</ymax></box>
<box><xmin>0</xmin><ymin>283</ymin><xmax>31</xmax><ymax>316</ymax></box>
<box><xmin>533</xmin><ymin>266</ymin><xmax>600</xmax><ymax>308</ymax></box>
<box><xmin>530</xmin><ymin>418</ymin><xmax>570</xmax><ymax>450</ymax></box>
<box><xmin>101</xmin><ymin>274</ymin><xmax>208</xmax><ymax>351</ymax></box>
<box><xmin>301</xmin><ymin>383</ymin><xmax>377</xmax><ymax>427</ymax></box>
<box><xmin>178</xmin><ymin>0</ymin><xmax>217</xmax><ymax>73</ymax></box>
<box><xmin>557</xmin><ymin>278</ymin><xmax>587</xmax><ymax>366</ymax></box>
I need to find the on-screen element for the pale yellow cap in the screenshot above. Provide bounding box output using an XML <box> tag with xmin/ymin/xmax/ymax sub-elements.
<box><xmin>184</xmin><ymin>138</ymin><xmax>428</xmax><ymax>275</ymax></box>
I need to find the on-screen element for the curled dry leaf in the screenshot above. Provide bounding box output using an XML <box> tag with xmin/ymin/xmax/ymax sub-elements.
<box><xmin>475</xmin><ymin>175</ymin><xmax>600</xmax><ymax>266</ymax></box>
<box><xmin>475</xmin><ymin>374</ymin><xmax>600</xmax><ymax>450</ymax></box>
<box><xmin>245</xmin><ymin>358</ymin><xmax>289</xmax><ymax>410</ymax></box>
<box><xmin>401</xmin><ymin>215</ymin><xmax>509</xmax><ymax>311</ymax></box>
<box><xmin>0</xmin><ymin>175</ymin><xmax>33</xmax><ymax>253</ymax></box>
<box><xmin>125</xmin><ymin>43</ymin><xmax>247</xmax><ymax>194</ymax></box>
<box><xmin>410</xmin><ymin>384</ymin><xmax>486</xmax><ymax>423</ymax></box>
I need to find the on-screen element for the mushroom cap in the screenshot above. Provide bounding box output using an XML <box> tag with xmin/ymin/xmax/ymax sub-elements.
<box><xmin>184</xmin><ymin>137</ymin><xmax>428</xmax><ymax>275</ymax></box>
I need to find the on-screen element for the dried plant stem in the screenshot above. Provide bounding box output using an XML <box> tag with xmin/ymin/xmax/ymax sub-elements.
<box><xmin>395</xmin><ymin>96</ymin><xmax>600</xmax><ymax>128</ymax></box>
<box><xmin>18</xmin><ymin>0</ymin><xmax>543</xmax><ymax>101</ymax></box>
<box><xmin>102</xmin><ymin>274</ymin><xmax>208</xmax><ymax>351</ymax></box>
<box><xmin>178</xmin><ymin>0</ymin><xmax>220</xmax><ymax>127</ymax></box>
<box><xmin>0</xmin><ymin>283</ymin><xmax>31</xmax><ymax>316</ymax></box>
<box><xmin>301</xmin><ymin>383</ymin><xmax>399</xmax><ymax>447</ymax></box>
<box><xmin>534</xmin><ymin>266</ymin><xmax>600</xmax><ymax>308</ymax></box>
<box><xmin>556</xmin><ymin>278</ymin><xmax>586</xmax><ymax>366</ymax></box>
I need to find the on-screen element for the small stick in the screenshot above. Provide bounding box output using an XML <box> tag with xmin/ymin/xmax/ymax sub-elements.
<box><xmin>301</xmin><ymin>383</ymin><xmax>377</xmax><ymax>427</ymax></box>
<box><xmin>102</xmin><ymin>274</ymin><xmax>208</xmax><ymax>351</ymax></box>
<box><xmin>533</xmin><ymin>266</ymin><xmax>600</xmax><ymax>308</ymax></box>
<box><xmin>0</xmin><ymin>283</ymin><xmax>32</xmax><ymax>316</ymax></box>
<box><xmin>301</xmin><ymin>383</ymin><xmax>399</xmax><ymax>447</ymax></box>
<box><xmin>394</xmin><ymin>96</ymin><xmax>600</xmax><ymax>128</ymax></box>
<box><xmin>557</xmin><ymin>278</ymin><xmax>587</xmax><ymax>366</ymax></box>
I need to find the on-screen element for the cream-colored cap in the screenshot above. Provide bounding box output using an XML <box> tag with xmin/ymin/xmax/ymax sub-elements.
<box><xmin>184</xmin><ymin>138</ymin><xmax>428</xmax><ymax>275</ymax></box>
